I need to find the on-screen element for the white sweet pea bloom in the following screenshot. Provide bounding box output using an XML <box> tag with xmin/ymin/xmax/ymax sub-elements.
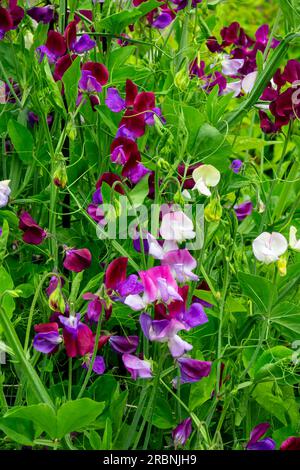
<box><xmin>160</xmin><ymin>211</ymin><xmax>195</xmax><ymax>242</ymax></box>
<box><xmin>252</xmin><ymin>232</ymin><xmax>288</xmax><ymax>264</ymax></box>
<box><xmin>192</xmin><ymin>164</ymin><xmax>220</xmax><ymax>197</ymax></box>
<box><xmin>242</xmin><ymin>71</ymin><xmax>257</xmax><ymax>94</ymax></box>
<box><xmin>221</xmin><ymin>58</ymin><xmax>244</xmax><ymax>76</ymax></box>
<box><xmin>222</xmin><ymin>80</ymin><xmax>242</xmax><ymax>97</ymax></box>
<box><xmin>147</xmin><ymin>233</ymin><xmax>178</xmax><ymax>260</ymax></box>
<box><xmin>289</xmin><ymin>226</ymin><xmax>300</xmax><ymax>252</ymax></box>
<box><xmin>0</xmin><ymin>180</ymin><xmax>11</xmax><ymax>208</ymax></box>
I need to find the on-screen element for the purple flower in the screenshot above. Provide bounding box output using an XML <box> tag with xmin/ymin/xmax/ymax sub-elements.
<box><xmin>177</xmin><ymin>357</ymin><xmax>212</xmax><ymax>384</ymax></box>
<box><xmin>79</xmin><ymin>70</ymin><xmax>103</xmax><ymax>93</ymax></box>
<box><xmin>230</xmin><ymin>159</ymin><xmax>243</xmax><ymax>173</ymax></box>
<box><xmin>105</xmin><ymin>88</ymin><xmax>126</xmax><ymax>112</ymax></box>
<box><xmin>280</xmin><ymin>437</ymin><xmax>300</xmax><ymax>450</ymax></box>
<box><xmin>234</xmin><ymin>201</ymin><xmax>253</xmax><ymax>221</ymax></box>
<box><xmin>59</xmin><ymin>313</ymin><xmax>94</xmax><ymax>358</ymax></box>
<box><xmin>27</xmin><ymin>6</ymin><xmax>54</xmax><ymax>24</ymax></box>
<box><xmin>19</xmin><ymin>212</ymin><xmax>46</xmax><ymax>245</ymax></box>
<box><xmin>140</xmin><ymin>313</ymin><xmax>192</xmax><ymax>358</ymax></box>
<box><xmin>86</xmin><ymin>296</ymin><xmax>102</xmax><ymax>323</ymax></box>
<box><xmin>152</xmin><ymin>12</ymin><xmax>173</xmax><ymax>29</ymax></box>
<box><xmin>109</xmin><ymin>336</ymin><xmax>139</xmax><ymax>354</ymax></box>
<box><xmin>63</xmin><ymin>248</ymin><xmax>92</xmax><ymax>272</ymax></box>
<box><xmin>122</xmin><ymin>353</ymin><xmax>152</xmax><ymax>380</ymax></box>
<box><xmin>162</xmin><ymin>249</ymin><xmax>198</xmax><ymax>283</ymax></box>
<box><xmin>246</xmin><ymin>423</ymin><xmax>276</xmax><ymax>450</ymax></box>
<box><xmin>73</xmin><ymin>34</ymin><xmax>96</xmax><ymax>54</ymax></box>
<box><xmin>83</xmin><ymin>355</ymin><xmax>106</xmax><ymax>375</ymax></box>
<box><xmin>172</xmin><ymin>418</ymin><xmax>192</xmax><ymax>448</ymax></box>
<box><xmin>33</xmin><ymin>323</ymin><xmax>62</xmax><ymax>354</ymax></box>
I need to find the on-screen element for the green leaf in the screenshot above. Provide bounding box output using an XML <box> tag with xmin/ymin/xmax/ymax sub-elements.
<box><xmin>189</xmin><ymin>365</ymin><xmax>217</xmax><ymax>410</ymax></box>
<box><xmin>270</xmin><ymin>302</ymin><xmax>300</xmax><ymax>339</ymax></box>
<box><xmin>0</xmin><ymin>417</ymin><xmax>35</xmax><ymax>446</ymax></box>
<box><xmin>252</xmin><ymin>383</ymin><xmax>287</xmax><ymax>425</ymax></box>
<box><xmin>56</xmin><ymin>398</ymin><xmax>105</xmax><ymax>438</ymax></box>
<box><xmin>0</xmin><ymin>266</ymin><xmax>15</xmax><ymax>328</ymax></box>
<box><xmin>7</xmin><ymin>119</ymin><xmax>33</xmax><ymax>165</ymax></box>
<box><xmin>15</xmin><ymin>283</ymin><xmax>35</xmax><ymax>298</ymax></box>
<box><xmin>0</xmin><ymin>219</ymin><xmax>9</xmax><ymax>261</ymax></box>
<box><xmin>193</xmin><ymin>124</ymin><xmax>231</xmax><ymax>171</ymax></box>
<box><xmin>237</xmin><ymin>272</ymin><xmax>277</xmax><ymax>313</ymax></box>
<box><xmin>5</xmin><ymin>404</ymin><xmax>57</xmax><ymax>440</ymax></box>
<box><xmin>128</xmin><ymin>173</ymin><xmax>150</xmax><ymax>208</ymax></box>
<box><xmin>253</xmin><ymin>346</ymin><xmax>293</xmax><ymax>381</ymax></box>
<box><xmin>101</xmin><ymin>418</ymin><xmax>113</xmax><ymax>450</ymax></box>
<box><xmin>150</xmin><ymin>397</ymin><xmax>175</xmax><ymax>429</ymax></box>
<box><xmin>62</xmin><ymin>56</ymin><xmax>81</xmax><ymax>112</ymax></box>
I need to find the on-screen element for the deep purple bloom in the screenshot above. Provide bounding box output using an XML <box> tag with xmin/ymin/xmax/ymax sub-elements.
<box><xmin>73</xmin><ymin>34</ymin><xmax>96</xmax><ymax>54</ymax></box>
<box><xmin>19</xmin><ymin>212</ymin><xmax>46</xmax><ymax>245</ymax></box>
<box><xmin>83</xmin><ymin>355</ymin><xmax>106</xmax><ymax>375</ymax></box>
<box><xmin>234</xmin><ymin>201</ymin><xmax>253</xmax><ymax>221</ymax></box>
<box><xmin>122</xmin><ymin>353</ymin><xmax>152</xmax><ymax>380</ymax></box>
<box><xmin>27</xmin><ymin>6</ymin><xmax>54</xmax><ymax>24</ymax></box>
<box><xmin>152</xmin><ymin>12</ymin><xmax>173</xmax><ymax>29</ymax></box>
<box><xmin>177</xmin><ymin>357</ymin><xmax>212</xmax><ymax>384</ymax></box>
<box><xmin>109</xmin><ymin>336</ymin><xmax>139</xmax><ymax>354</ymax></box>
<box><xmin>230</xmin><ymin>159</ymin><xmax>243</xmax><ymax>173</ymax></box>
<box><xmin>33</xmin><ymin>322</ymin><xmax>62</xmax><ymax>354</ymax></box>
<box><xmin>105</xmin><ymin>88</ymin><xmax>126</xmax><ymax>112</ymax></box>
<box><xmin>246</xmin><ymin>423</ymin><xmax>276</xmax><ymax>450</ymax></box>
<box><xmin>63</xmin><ymin>248</ymin><xmax>92</xmax><ymax>272</ymax></box>
<box><xmin>172</xmin><ymin>418</ymin><xmax>192</xmax><ymax>448</ymax></box>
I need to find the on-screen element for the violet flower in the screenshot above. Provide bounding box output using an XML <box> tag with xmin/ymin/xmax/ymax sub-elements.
<box><xmin>122</xmin><ymin>353</ymin><xmax>152</xmax><ymax>380</ymax></box>
<box><xmin>63</xmin><ymin>248</ymin><xmax>92</xmax><ymax>272</ymax></box>
<box><xmin>83</xmin><ymin>355</ymin><xmax>106</xmax><ymax>375</ymax></box>
<box><xmin>19</xmin><ymin>212</ymin><xmax>46</xmax><ymax>245</ymax></box>
<box><xmin>33</xmin><ymin>322</ymin><xmax>62</xmax><ymax>354</ymax></box>
<box><xmin>172</xmin><ymin>417</ymin><xmax>192</xmax><ymax>448</ymax></box>
<box><xmin>177</xmin><ymin>357</ymin><xmax>212</xmax><ymax>384</ymax></box>
<box><xmin>27</xmin><ymin>6</ymin><xmax>54</xmax><ymax>24</ymax></box>
<box><xmin>109</xmin><ymin>336</ymin><xmax>139</xmax><ymax>354</ymax></box>
<box><xmin>246</xmin><ymin>423</ymin><xmax>276</xmax><ymax>450</ymax></box>
<box><xmin>230</xmin><ymin>159</ymin><xmax>243</xmax><ymax>173</ymax></box>
<box><xmin>234</xmin><ymin>201</ymin><xmax>253</xmax><ymax>221</ymax></box>
<box><xmin>0</xmin><ymin>0</ymin><xmax>24</xmax><ymax>40</ymax></box>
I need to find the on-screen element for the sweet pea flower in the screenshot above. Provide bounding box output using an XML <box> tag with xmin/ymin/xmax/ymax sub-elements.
<box><xmin>0</xmin><ymin>0</ymin><xmax>24</xmax><ymax>40</ymax></box>
<box><xmin>82</xmin><ymin>355</ymin><xmax>105</xmax><ymax>375</ymax></box>
<box><xmin>289</xmin><ymin>226</ymin><xmax>300</xmax><ymax>252</ymax></box>
<box><xmin>82</xmin><ymin>293</ymin><xmax>103</xmax><ymax>323</ymax></box>
<box><xmin>172</xmin><ymin>418</ymin><xmax>192</xmax><ymax>448</ymax></box>
<box><xmin>19</xmin><ymin>212</ymin><xmax>46</xmax><ymax>245</ymax></box>
<box><xmin>63</xmin><ymin>248</ymin><xmax>92</xmax><ymax>272</ymax></box>
<box><xmin>221</xmin><ymin>57</ymin><xmax>244</xmax><ymax>76</ymax></box>
<box><xmin>140</xmin><ymin>313</ymin><xmax>192</xmax><ymax>358</ymax></box>
<box><xmin>122</xmin><ymin>353</ymin><xmax>152</xmax><ymax>380</ymax></box>
<box><xmin>234</xmin><ymin>201</ymin><xmax>253</xmax><ymax>221</ymax></box>
<box><xmin>27</xmin><ymin>6</ymin><xmax>54</xmax><ymax>24</ymax></box>
<box><xmin>59</xmin><ymin>314</ymin><xmax>94</xmax><ymax>358</ymax></box>
<box><xmin>109</xmin><ymin>336</ymin><xmax>139</xmax><ymax>354</ymax></box>
<box><xmin>162</xmin><ymin>249</ymin><xmax>198</xmax><ymax>283</ymax></box>
<box><xmin>246</xmin><ymin>423</ymin><xmax>276</xmax><ymax>450</ymax></box>
<box><xmin>192</xmin><ymin>165</ymin><xmax>220</xmax><ymax>196</ymax></box>
<box><xmin>124</xmin><ymin>265</ymin><xmax>182</xmax><ymax>311</ymax></box>
<box><xmin>252</xmin><ymin>232</ymin><xmax>288</xmax><ymax>264</ymax></box>
<box><xmin>280</xmin><ymin>437</ymin><xmax>300</xmax><ymax>450</ymax></box>
<box><xmin>160</xmin><ymin>211</ymin><xmax>195</xmax><ymax>242</ymax></box>
<box><xmin>0</xmin><ymin>180</ymin><xmax>11</xmax><ymax>208</ymax></box>
<box><xmin>177</xmin><ymin>357</ymin><xmax>212</xmax><ymax>384</ymax></box>
<box><xmin>230</xmin><ymin>159</ymin><xmax>243</xmax><ymax>173</ymax></box>
<box><xmin>79</xmin><ymin>62</ymin><xmax>109</xmax><ymax>93</ymax></box>
<box><xmin>105</xmin><ymin>257</ymin><xmax>144</xmax><ymax>300</ymax></box>
<box><xmin>33</xmin><ymin>322</ymin><xmax>62</xmax><ymax>354</ymax></box>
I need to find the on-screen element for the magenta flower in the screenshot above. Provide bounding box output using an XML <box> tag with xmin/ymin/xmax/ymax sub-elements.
<box><xmin>105</xmin><ymin>257</ymin><xmax>143</xmax><ymax>299</ymax></box>
<box><xmin>140</xmin><ymin>313</ymin><xmax>192</xmax><ymax>358</ymax></box>
<box><xmin>19</xmin><ymin>212</ymin><xmax>46</xmax><ymax>245</ymax></box>
<box><xmin>172</xmin><ymin>418</ymin><xmax>192</xmax><ymax>447</ymax></box>
<box><xmin>122</xmin><ymin>353</ymin><xmax>152</xmax><ymax>380</ymax></box>
<box><xmin>162</xmin><ymin>249</ymin><xmax>199</xmax><ymax>283</ymax></box>
<box><xmin>280</xmin><ymin>437</ymin><xmax>300</xmax><ymax>451</ymax></box>
<box><xmin>27</xmin><ymin>6</ymin><xmax>54</xmax><ymax>24</ymax></box>
<box><xmin>63</xmin><ymin>248</ymin><xmax>92</xmax><ymax>272</ymax></box>
<box><xmin>59</xmin><ymin>314</ymin><xmax>94</xmax><ymax>358</ymax></box>
<box><xmin>246</xmin><ymin>423</ymin><xmax>276</xmax><ymax>450</ymax></box>
<box><xmin>109</xmin><ymin>336</ymin><xmax>139</xmax><ymax>354</ymax></box>
<box><xmin>33</xmin><ymin>322</ymin><xmax>62</xmax><ymax>354</ymax></box>
<box><xmin>177</xmin><ymin>357</ymin><xmax>212</xmax><ymax>384</ymax></box>
<box><xmin>110</xmin><ymin>136</ymin><xmax>150</xmax><ymax>184</ymax></box>
<box><xmin>234</xmin><ymin>201</ymin><xmax>253</xmax><ymax>221</ymax></box>
<box><xmin>82</xmin><ymin>293</ymin><xmax>103</xmax><ymax>323</ymax></box>
<box><xmin>0</xmin><ymin>0</ymin><xmax>24</xmax><ymax>40</ymax></box>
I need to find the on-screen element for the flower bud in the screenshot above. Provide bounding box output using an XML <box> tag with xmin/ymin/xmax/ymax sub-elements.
<box><xmin>66</xmin><ymin>119</ymin><xmax>77</xmax><ymax>141</ymax></box>
<box><xmin>204</xmin><ymin>196</ymin><xmax>222</xmax><ymax>222</ymax></box>
<box><xmin>48</xmin><ymin>282</ymin><xmax>65</xmax><ymax>313</ymax></box>
<box><xmin>277</xmin><ymin>255</ymin><xmax>287</xmax><ymax>277</ymax></box>
<box><xmin>174</xmin><ymin>68</ymin><xmax>189</xmax><ymax>92</ymax></box>
<box><xmin>53</xmin><ymin>160</ymin><xmax>68</xmax><ymax>189</ymax></box>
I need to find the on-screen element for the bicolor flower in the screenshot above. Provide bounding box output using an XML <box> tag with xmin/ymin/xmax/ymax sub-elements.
<box><xmin>33</xmin><ymin>322</ymin><xmax>62</xmax><ymax>354</ymax></box>
<box><xmin>140</xmin><ymin>313</ymin><xmax>192</xmax><ymax>358</ymax></box>
<box><xmin>109</xmin><ymin>336</ymin><xmax>139</xmax><ymax>354</ymax></box>
<box><xmin>122</xmin><ymin>353</ymin><xmax>152</xmax><ymax>380</ymax></box>
<box><xmin>162</xmin><ymin>249</ymin><xmax>199</xmax><ymax>283</ymax></box>
<box><xmin>59</xmin><ymin>314</ymin><xmax>94</xmax><ymax>358</ymax></box>
<box><xmin>82</xmin><ymin>293</ymin><xmax>103</xmax><ymax>323</ymax></box>
<box><xmin>63</xmin><ymin>248</ymin><xmax>92</xmax><ymax>272</ymax></box>
<box><xmin>124</xmin><ymin>265</ymin><xmax>182</xmax><ymax>311</ymax></box>
<box><xmin>0</xmin><ymin>0</ymin><xmax>24</xmax><ymax>40</ymax></box>
<box><xmin>177</xmin><ymin>357</ymin><xmax>212</xmax><ymax>384</ymax></box>
<box><xmin>147</xmin><ymin>233</ymin><xmax>178</xmax><ymax>260</ymax></box>
<box><xmin>234</xmin><ymin>201</ymin><xmax>253</xmax><ymax>221</ymax></box>
<box><xmin>160</xmin><ymin>211</ymin><xmax>195</xmax><ymax>242</ymax></box>
<box><xmin>172</xmin><ymin>418</ymin><xmax>192</xmax><ymax>448</ymax></box>
<box><xmin>105</xmin><ymin>257</ymin><xmax>144</xmax><ymax>300</ymax></box>
<box><xmin>19</xmin><ymin>212</ymin><xmax>46</xmax><ymax>245</ymax></box>
<box><xmin>192</xmin><ymin>165</ymin><xmax>220</xmax><ymax>196</ymax></box>
<box><xmin>289</xmin><ymin>226</ymin><xmax>300</xmax><ymax>252</ymax></box>
<box><xmin>246</xmin><ymin>423</ymin><xmax>276</xmax><ymax>450</ymax></box>
<box><xmin>0</xmin><ymin>179</ymin><xmax>11</xmax><ymax>208</ymax></box>
<box><xmin>252</xmin><ymin>232</ymin><xmax>288</xmax><ymax>264</ymax></box>
<box><xmin>79</xmin><ymin>62</ymin><xmax>109</xmax><ymax>93</ymax></box>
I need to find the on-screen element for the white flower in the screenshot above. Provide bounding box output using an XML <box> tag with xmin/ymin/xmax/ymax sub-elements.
<box><xmin>160</xmin><ymin>211</ymin><xmax>195</xmax><ymax>242</ymax></box>
<box><xmin>147</xmin><ymin>233</ymin><xmax>178</xmax><ymax>260</ymax></box>
<box><xmin>192</xmin><ymin>164</ymin><xmax>220</xmax><ymax>197</ymax></box>
<box><xmin>221</xmin><ymin>58</ymin><xmax>244</xmax><ymax>76</ymax></box>
<box><xmin>0</xmin><ymin>180</ymin><xmax>11</xmax><ymax>208</ymax></box>
<box><xmin>242</xmin><ymin>71</ymin><xmax>257</xmax><ymax>94</ymax></box>
<box><xmin>289</xmin><ymin>226</ymin><xmax>300</xmax><ymax>252</ymax></box>
<box><xmin>222</xmin><ymin>81</ymin><xmax>242</xmax><ymax>97</ymax></box>
<box><xmin>252</xmin><ymin>232</ymin><xmax>288</xmax><ymax>264</ymax></box>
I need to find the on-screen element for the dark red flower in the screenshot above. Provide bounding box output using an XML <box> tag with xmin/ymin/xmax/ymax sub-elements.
<box><xmin>63</xmin><ymin>248</ymin><xmax>92</xmax><ymax>272</ymax></box>
<box><xmin>19</xmin><ymin>212</ymin><xmax>46</xmax><ymax>245</ymax></box>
